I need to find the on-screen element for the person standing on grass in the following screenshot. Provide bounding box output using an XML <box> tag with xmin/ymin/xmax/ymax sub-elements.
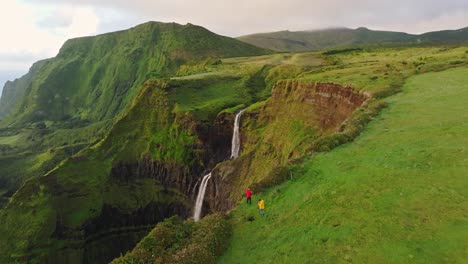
<box><xmin>258</xmin><ymin>199</ymin><xmax>265</xmax><ymax>216</ymax></box>
<box><xmin>246</xmin><ymin>188</ymin><xmax>252</xmax><ymax>204</ymax></box>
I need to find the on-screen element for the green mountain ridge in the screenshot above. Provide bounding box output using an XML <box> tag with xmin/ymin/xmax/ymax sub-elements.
<box><xmin>237</xmin><ymin>26</ymin><xmax>468</xmax><ymax>52</ymax></box>
<box><xmin>0</xmin><ymin>21</ymin><xmax>270</xmax><ymax>124</ymax></box>
<box><xmin>0</xmin><ymin>21</ymin><xmax>270</xmax><ymax>204</ymax></box>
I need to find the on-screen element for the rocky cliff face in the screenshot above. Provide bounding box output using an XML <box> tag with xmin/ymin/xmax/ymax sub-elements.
<box><xmin>1</xmin><ymin>118</ymin><xmax>234</xmax><ymax>263</ymax></box>
<box><xmin>205</xmin><ymin>81</ymin><xmax>369</xmax><ymax>213</ymax></box>
<box><xmin>80</xmin><ymin>113</ymin><xmax>235</xmax><ymax>263</ymax></box>
<box><xmin>0</xmin><ymin>80</ymin><xmax>237</xmax><ymax>264</ymax></box>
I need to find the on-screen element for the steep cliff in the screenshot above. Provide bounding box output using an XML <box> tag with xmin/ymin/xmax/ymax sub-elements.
<box><xmin>205</xmin><ymin>81</ymin><xmax>370</xmax><ymax>212</ymax></box>
<box><xmin>0</xmin><ymin>78</ymin><xmax>238</xmax><ymax>263</ymax></box>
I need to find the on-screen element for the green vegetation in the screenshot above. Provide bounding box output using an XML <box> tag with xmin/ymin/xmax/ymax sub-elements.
<box><xmin>220</xmin><ymin>67</ymin><xmax>468</xmax><ymax>263</ymax></box>
<box><xmin>1</xmin><ymin>20</ymin><xmax>467</xmax><ymax>264</ymax></box>
<box><xmin>112</xmin><ymin>213</ymin><xmax>230</xmax><ymax>264</ymax></box>
<box><xmin>237</xmin><ymin>26</ymin><xmax>468</xmax><ymax>52</ymax></box>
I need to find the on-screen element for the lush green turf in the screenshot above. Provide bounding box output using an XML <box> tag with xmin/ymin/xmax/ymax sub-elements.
<box><xmin>219</xmin><ymin>68</ymin><xmax>468</xmax><ymax>263</ymax></box>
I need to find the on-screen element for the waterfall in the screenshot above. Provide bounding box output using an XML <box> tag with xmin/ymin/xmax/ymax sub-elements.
<box><xmin>230</xmin><ymin>109</ymin><xmax>245</xmax><ymax>159</ymax></box>
<box><xmin>193</xmin><ymin>173</ymin><xmax>212</xmax><ymax>221</ymax></box>
<box><xmin>193</xmin><ymin>109</ymin><xmax>245</xmax><ymax>222</ymax></box>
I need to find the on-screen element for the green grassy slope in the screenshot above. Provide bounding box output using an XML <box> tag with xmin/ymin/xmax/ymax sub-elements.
<box><xmin>220</xmin><ymin>67</ymin><xmax>468</xmax><ymax>263</ymax></box>
<box><xmin>237</xmin><ymin>27</ymin><xmax>468</xmax><ymax>52</ymax></box>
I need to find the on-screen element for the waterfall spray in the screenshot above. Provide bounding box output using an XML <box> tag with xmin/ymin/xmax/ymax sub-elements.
<box><xmin>230</xmin><ymin>109</ymin><xmax>245</xmax><ymax>159</ymax></box>
<box><xmin>193</xmin><ymin>173</ymin><xmax>212</xmax><ymax>221</ymax></box>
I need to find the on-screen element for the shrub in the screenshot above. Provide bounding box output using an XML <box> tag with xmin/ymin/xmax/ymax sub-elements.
<box><xmin>34</xmin><ymin>122</ymin><xmax>47</xmax><ymax>130</ymax></box>
<box><xmin>111</xmin><ymin>214</ymin><xmax>231</xmax><ymax>264</ymax></box>
<box><xmin>111</xmin><ymin>216</ymin><xmax>193</xmax><ymax>264</ymax></box>
<box><xmin>167</xmin><ymin>213</ymin><xmax>231</xmax><ymax>263</ymax></box>
<box><xmin>372</xmin><ymin>80</ymin><xmax>404</xmax><ymax>99</ymax></box>
<box><xmin>323</xmin><ymin>48</ymin><xmax>363</xmax><ymax>55</ymax></box>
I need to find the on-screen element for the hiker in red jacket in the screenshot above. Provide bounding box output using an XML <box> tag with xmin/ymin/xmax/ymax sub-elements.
<box><xmin>246</xmin><ymin>188</ymin><xmax>252</xmax><ymax>205</ymax></box>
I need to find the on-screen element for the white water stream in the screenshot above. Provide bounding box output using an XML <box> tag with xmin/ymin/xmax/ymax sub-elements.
<box><xmin>193</xmin><ymin>172</ymin><xmax>212</xmax><ymax>221</ymax></box>
<box><xmin>193</xmin><ymin>109</ymin><xmax>245</xmax><ymax>221</ymax></box>
<box><xmin>230</xmin><ymin>109</ymin><xmax>245</xmax><ymax>159</ymax></box>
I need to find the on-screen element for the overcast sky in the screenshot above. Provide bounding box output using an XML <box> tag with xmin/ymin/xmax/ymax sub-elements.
<box><xmin>1</xmin><ymin>0</ymin><xmax>468</xmax><ymax>96</ymax></box>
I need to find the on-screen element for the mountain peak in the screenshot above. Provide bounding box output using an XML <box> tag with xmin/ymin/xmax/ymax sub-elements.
<box><xmin>356</xmin><ymin>27</ymin><xmax>370</xmax><ymax>31</ymax></box>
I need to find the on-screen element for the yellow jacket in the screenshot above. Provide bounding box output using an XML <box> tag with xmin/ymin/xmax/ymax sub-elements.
<box><xmin>258</xmin><ymin>200</ymin><xmax>265</xmax><ymax>209</ymax></box>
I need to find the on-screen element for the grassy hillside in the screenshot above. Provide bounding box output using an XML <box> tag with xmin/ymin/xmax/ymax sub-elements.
<box><xmin>237</xmin><ymin>27</ymin><xmax>468</xmax><ymax>52</ymax></box>
<box><xmin>220</xmin><ymin>67</ymin><xmax>468</xmax><ymax>263</ymax></box>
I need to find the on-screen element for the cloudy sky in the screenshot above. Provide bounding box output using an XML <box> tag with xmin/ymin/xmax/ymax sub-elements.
<box><xmin>1</xmin><ymin>0</ymin><xmax>468</xmax><ymax>95</ymax></box>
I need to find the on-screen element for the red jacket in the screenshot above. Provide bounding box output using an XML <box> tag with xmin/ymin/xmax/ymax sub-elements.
<box><xmin>246</xmin><ymin>189</ymin><xmax>252</xmax><ymax>198</ymax></box>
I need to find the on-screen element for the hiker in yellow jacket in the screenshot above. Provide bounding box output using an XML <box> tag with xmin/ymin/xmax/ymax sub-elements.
<box><xmin>258</xmin><ymin>199</ymin><xmax>265</xmax><ymax>216</ymax></box>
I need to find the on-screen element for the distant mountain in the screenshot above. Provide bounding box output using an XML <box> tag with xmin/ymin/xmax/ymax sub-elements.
<box><xmin>0</xmin><ymin>60</ymin><xmax>48</xmax><ymax>119</ymax></box>
<box><xmin>0</xmin><ymin>21</ymin><xmax>270</xmax><ymax>123</ymax></box>
<box><xmin>237</xmin><ymin>27</ymin><xmax>468</xmax><ymax>52</ymax></box>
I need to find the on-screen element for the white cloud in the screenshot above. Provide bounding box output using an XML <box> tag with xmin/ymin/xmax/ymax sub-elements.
<box><xmin>0</xmin><ymin>1</ymin><xmax>100</xmax><ymax>90</ymax></box>
<box><xmin>402</xmin><ymin>9</ymin><xmax>468</xmax><ymax>34</ymax></box>
<box><xmin>1</xmin><ymin>0</ymin><xmax>468</xmax><ymax>92</ymax></box>
<box><xmin>22</xmin><ymin>0</ymin><xmax>468</xmax><ymax>36</ymax></box>
<box><xmin>39</xmin><ymin>6</ymin><xmax>100</xmax><ymax>39</ymax></box>
<box><xmin>0</xmin><ymin>1</ymin><xmax>60</xmax><ymax>59</ymax></box>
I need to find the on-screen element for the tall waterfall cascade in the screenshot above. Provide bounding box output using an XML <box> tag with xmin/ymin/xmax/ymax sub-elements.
<box><xmin>193</xmin><ymin>109</ymin><xmax>245</xmax><ymax>221</ymax></box>
<box><xmin>193</xmin><ymin>173</ymin><xmax>212</xmax><ymax>221</ymax></box>
<box><xmin>230</xmin><ymin>109</ymin><xmax>245</xmax><ymax>159</ymax></box>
